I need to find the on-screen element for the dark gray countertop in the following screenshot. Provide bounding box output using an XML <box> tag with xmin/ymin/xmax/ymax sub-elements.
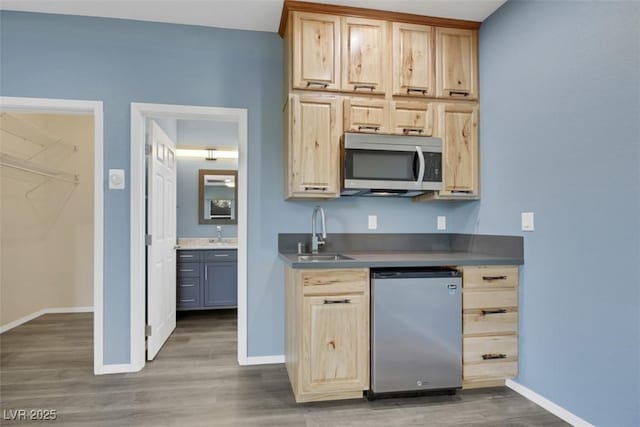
<box><xmin>278</xmin><ymin>233</ymin><xmax>524</xmax><ymax>269</ymax></box>
<box><xmin>279</xmin><ymin>250</ymin><xmax>523</xmax><ymax>269</ymax></box>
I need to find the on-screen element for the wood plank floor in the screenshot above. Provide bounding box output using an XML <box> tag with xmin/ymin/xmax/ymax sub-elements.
<box><xmin>1</xmin><ymin>311</ymin><xmax>567</xmax><ymax>426</ymax></box>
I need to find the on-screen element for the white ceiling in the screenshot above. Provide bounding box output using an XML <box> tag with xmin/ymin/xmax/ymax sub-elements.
<box><xmin>0</xmin><ymin>0</ymin><xmax>506</xmax><ymax>33</ymax></box>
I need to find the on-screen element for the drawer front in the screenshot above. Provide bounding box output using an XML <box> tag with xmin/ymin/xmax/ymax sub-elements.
<box><xmin>203</xmin><ymin>250</ymin><xmax>237</xmax><ymax>262</ymax></box>
<box><xmin>177</xmin><ymin>250</ymin><xmax>201</xmax><ymax>262</ymax></box>
<box><xmin>177</xmin><ymin>263</ymin><xmax>200</xmax><ymax>278</ymax></box>
<box><xmin>464</xmin><ymin>360</ymin><xmax>518</xmax><ymax>381</ymax></box>
<box><xmin>177</xmin><ymin>282</ymin><xmax>200</xmax><ymax>307</ymax></box>
<box><xmin>464</xmin><ymin>335</ymin><xmax>518</xmax><ymax>364</ymax></box>
<box><xmin>463</xmin><ymin>266</ymin><xmax>518</xmax><ymax>289</ymax></box>
<box><xmin>463</xmin><ymin>309</ymin><xmax>517</xmax><ymax>336</ymax></box>
<box><xmin>463</xmin><ymin>289</ymin><xmax>517</xmax><ymax>310</ymax></box>
<box><xmin>301</xmin><ymin>269</ymin><xmax>369</xmax><ymax>296</ymax></box>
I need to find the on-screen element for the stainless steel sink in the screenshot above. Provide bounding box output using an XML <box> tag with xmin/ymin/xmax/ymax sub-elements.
<box><xmin>297</xmin><ymin>253</ymin><xmax>352</xmax><ymax>262</ymax></box>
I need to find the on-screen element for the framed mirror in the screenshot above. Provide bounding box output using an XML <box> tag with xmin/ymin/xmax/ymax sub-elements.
<box><xmin>198</xmin><ymin>169</ymin><xmax>238</xmax><ymax>225</ymax></box>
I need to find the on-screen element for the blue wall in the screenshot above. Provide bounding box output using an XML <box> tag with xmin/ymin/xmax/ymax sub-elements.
<box><xmin>477</xmin><ymin>1</ymin><xmax>640</xmax><ymax>425</ymax></box>
<box><xmin>0</xmin><ymin>12</ymin><xmax>475</xmax><ymax>363</ymax></box>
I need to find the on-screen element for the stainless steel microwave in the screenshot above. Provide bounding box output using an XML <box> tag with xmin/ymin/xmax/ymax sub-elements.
<box><xmin>341</xmin><ymin>132</ymin><xmax>443</xmax><ymax>197</ymax></box>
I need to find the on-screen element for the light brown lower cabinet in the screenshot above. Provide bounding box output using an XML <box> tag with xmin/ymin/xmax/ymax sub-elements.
<box><xmin>461</xmin><ymin>265</ymin><xmax>519</xmax><ymax>389</ymax></box>
<box><xmin>285</xmin><ymin>267</ymin><xmax>370</xmax><ymax>402</ymax></box>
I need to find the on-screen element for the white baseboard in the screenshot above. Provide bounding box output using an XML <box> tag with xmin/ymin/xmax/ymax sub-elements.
<box><xmin>506</xmin><ymin>379</ymin><xmax>593</xmax><ymax>427</ymax></box>
<box><xmin>240</xmin><ymin>355</ymin><xmax>285</xmax><ymax>366</ymax></box>
<box><xmin>94</xmin><ymin>363</ymin><xmax>140</xmax><ymax>375</ymax></box>
<box><xmin>0</xmin><ymin>306</ymin><xmax>94</xmax><ymax>334</ymax></box>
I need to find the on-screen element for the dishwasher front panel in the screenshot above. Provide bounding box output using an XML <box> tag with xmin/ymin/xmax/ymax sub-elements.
<box><xmin>371</xmin><ymin>275</ymin><xmax>462</xmax><ymax>393</ymax></box>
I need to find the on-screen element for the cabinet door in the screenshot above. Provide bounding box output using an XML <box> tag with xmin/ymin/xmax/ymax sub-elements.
<box><xmin>301</xmin><ymin>294</ymin><xmax>369</xmax><ymax>393</ymax></box>
<box><xmin>437</xmin><ymin>103</ymin><xmax>479</xmax><ymax>196</ymax></box>
<box><xmin>287</xmin><ymin>94</ymin><xmax>341</xmax><ymax>198</ymax></box>
<box><xmin>436</xmin><ymin>28</ymin><xmax>478</xmax><ymax>99</ymax></box>
<box><xmin>343</xmin><ymin>98</ymin><xmax>389</xmax><ymax>133</ymax></box>
<box><xmin>203</xmin><ymin>262</ymin><xmax>237</xmax><ymax>307</ymax></box>
<box><xmin>341</xmin><ymin>17</ymin><xmax>388</xmax><ymax>95</ymax></box>
<box><xmin>392</xmin><ymin>23</ymin><xmax>435</xmax><ymax>97</ymax></box>
<box><xmin>391</xmin><ymin>101</ymin><xmax>434</xmax><ymax>136</ymax></box>
<box><xmin>292</xmin><ymin>12</ymin><xmax>341</xmax><ymax>91</ymax></box>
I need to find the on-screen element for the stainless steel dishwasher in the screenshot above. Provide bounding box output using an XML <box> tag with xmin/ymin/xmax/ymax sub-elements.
<box><xmin>370</xmin><ymin>268</ymin><xmax>462</xmax><ymax>397</ymax></box>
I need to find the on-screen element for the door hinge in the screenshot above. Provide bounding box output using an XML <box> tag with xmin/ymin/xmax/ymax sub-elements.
<box><xmin>145</xmin><ymin>324</ymin><xmax>152</xmax><ymax>337</ymax></box>
<box><xmin>145</xmin><ymin>234</ymin><xmax>152</xmax><ymax>246</ymax></box>
<box><xmin>145</xmin><ymin>143</ymin><xmax>152</xmax><ymax>156</ymax></box>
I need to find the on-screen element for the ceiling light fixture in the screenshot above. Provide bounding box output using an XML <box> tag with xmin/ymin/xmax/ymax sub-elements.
<box><xmin>175</xmin><ymin>148</ymin><xmax>238</xmax><ymax>160</ymax></box>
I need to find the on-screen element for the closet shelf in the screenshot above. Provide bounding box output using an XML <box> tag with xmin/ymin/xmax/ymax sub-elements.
<box><xmin>0</xmin><ymin>153</ymin><xmax>79</xmax><ymax>184</ymax></box>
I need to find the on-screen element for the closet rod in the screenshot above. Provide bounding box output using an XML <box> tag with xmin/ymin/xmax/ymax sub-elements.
<box><xmin>0</xmin><ymin>154</ymin><xmax>79</xmax><ymax>184</ymax></box>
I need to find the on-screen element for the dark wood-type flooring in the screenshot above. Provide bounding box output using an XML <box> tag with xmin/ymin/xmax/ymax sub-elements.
<box><xmin>0</xmin><ymin>310</ymin><xmax>567</xmax><ymax>426</ymax></box>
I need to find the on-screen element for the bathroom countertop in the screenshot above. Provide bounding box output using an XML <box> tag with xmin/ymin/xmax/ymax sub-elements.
<box><xmin>177</xmin><ymin>237</ymin><xmax>238</xmax><ymax>250</ymax></box>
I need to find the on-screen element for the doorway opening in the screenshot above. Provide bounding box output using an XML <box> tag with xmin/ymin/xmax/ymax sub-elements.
<box><xmin>0</xmin><ymin>96</ymin><xmax>104</xmax><ymax>373</ymax></box>
<box><xmin>130</xmin><ymin>103</ymin><xmax>248</xmax><ymax>370</ymax></box>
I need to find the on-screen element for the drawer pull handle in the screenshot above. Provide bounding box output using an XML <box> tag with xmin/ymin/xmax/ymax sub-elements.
<box><xmin>354</xmin><ymin>84</ymin><xmax>375</xmax><ymax>91</ymax></box>
<box><xmin>214</xmin><ymin>254</ymin><xmax>229</xmax><ymax>257</ymax></box>
<box><xmin>482</xmin><ymin>353</ymin><xmax>507</xmax><ymax>360</ymax></box>
<box><xmin>180</xmin><ymin>299</ymin><xmax>196</xmax><ymax>303</ymax></box>
<box><xmin>179</xmin><ymin>255</ymin><xmax>194</xmax><ymax>258</ymax></box>
<box><xmin>358</xmin><ymin>125</ymin><xmax>380</xmax><ymax>132</ymax></box>
<box><xmin>304</xmin><ymin>186</ymin><xmax>328</xmax><ymax>191</ymax></box>
<box><xmin>449</xmin><ymin>90</ymin><xmax>469</xmax><ymax>97</ymax></box>
<box><xmin>305</xmin><ymin>81</ymin><xmax>329</xmax><ymax>88</ymax></box>
<box><xmin>482</xmin><ymin>275</ymin><xmax>508</xmax><ymax>281</ymax></box>
<box><xmin>407</xmin><ymin>87</ymin><xmax>427</xmax><ymax>95</ymax></box>
<box><xmin>402</xmin><ymin>127</ymin><xmax>424</xmax><ymax>135</ymax></box>
<box><xmin>180</xmin><ymin>284</ymin><xmax>195</xmax><ymax>288</ymax></box>
<box><xmin>180</xmin><ymin>269</ymin><xmax>194</xmax><ymax>272</ymax></box>
<box><xmin>482</xmin><ymin>309</ymin><xmax>507</xmax><ymax>315</ymax></box>
<box><xmin>324</xmin><ymin>299</ymin><xmax>351</xmax><ymax>304</ymax></box>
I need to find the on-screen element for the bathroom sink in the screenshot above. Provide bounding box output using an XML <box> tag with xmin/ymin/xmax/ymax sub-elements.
<box><xmin>297</xmin><ymin>253</ymin><xmax>352</xmax><ymax>262</ymax></box>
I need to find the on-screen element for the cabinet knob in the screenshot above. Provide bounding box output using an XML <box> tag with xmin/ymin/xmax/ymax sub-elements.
<box><xmin>482</xmin><ymin>353</ymin><xmax>507</xmax><ymax>360</ymax></box>
<box><xmin>306</xmin><ymin>81</ymin><xmax>329</xmax><ymax>88</ymax></box>
<box><xmin>481</xmin><ymin>309</ymin><xmax>507</xmax><ymax>315</ymax></box>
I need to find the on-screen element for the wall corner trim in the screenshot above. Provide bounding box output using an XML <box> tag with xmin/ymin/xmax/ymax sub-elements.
<box><xmin>506</xmin><ymin>379</ymin><xmax>594</xmax><ymax>427</ymax></box>
<box><xmin>240</xmin><ymin>355</ymin><xmax>285</xmax><ymax>366</ymax></box>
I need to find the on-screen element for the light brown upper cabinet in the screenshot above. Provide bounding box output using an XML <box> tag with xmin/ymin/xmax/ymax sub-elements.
<box><xmin>436</xmin><ymin>28</ymin><xmax>478</xmax><ymax>100</ymax></box>
<box><xmin>285</xmin><ymin>94</ymin><xmax>341</xmax><ymax>199</ymax></box>
<box><xmin>344</xmin><ymin>98</ymin><xmax>389</xmax><ymax>133</ymax></box>
<box><xmin>292</xmin><ymin>12</ymin><xmax>341</xmax><ymax>91</ymax></box>
<box><xmin>437</xmin><ymin>103</ymin><xmax>479</xmax><ymax>197</ymax></box>
<box><xmin>392</xmin><ymin>23</ymin><xmax>435</xmax><ymax>97</ymax></box>
<box><xmin>341</xmin><ymin>17</ymin><xmax>388</xmax><ymax>95</ymax></box>
<box><xmin>391</xmin><ymin>101</ymin><xmax>434</xmax><ymax>136</ymax></box>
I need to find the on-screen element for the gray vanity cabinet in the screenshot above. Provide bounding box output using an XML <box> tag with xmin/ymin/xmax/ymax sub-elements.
<box><xmin>177</xmin><ymin>249</ymin><xmax>237</xmax><ymax>310</ymax></box>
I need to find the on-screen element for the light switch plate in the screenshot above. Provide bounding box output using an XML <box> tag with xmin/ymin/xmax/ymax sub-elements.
<box><xmin>437</xmin><ymin>216</ymin><xmax>446</xmax><ymax>231</ymax></box>
<box><xmin>368</xmin><ymin>215</ymin><xmax>377</xmax><ymax>230</ymax></box>
<box><xmin>521</xmin><ymin>212</ymin><xmax>534</xmax><ymax>231</ymax></box>
<box><xmin>108</xmin><ymin>169</ymin><xmax>125</xmax><ymax>190</ymax></box>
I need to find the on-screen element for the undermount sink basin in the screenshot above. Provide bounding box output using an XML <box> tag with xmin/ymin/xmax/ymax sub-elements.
<box><xmin>297</xmin><ymin>253</ymin><xmax>352</xmax><ymax>262</ymax></box>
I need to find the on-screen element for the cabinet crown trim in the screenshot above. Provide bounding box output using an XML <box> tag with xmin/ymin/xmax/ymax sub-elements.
<box><xmin>279</xmin><ymin>0</ymin><xmax>481</xmax><ymax>37</ymax></box>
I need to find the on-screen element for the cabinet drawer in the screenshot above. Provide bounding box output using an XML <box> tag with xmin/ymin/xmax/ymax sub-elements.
<box><xmin>343</xmin><ymin>98</ymin><xmax>389</xmax><ymax>133</ymax></box>
<box><xmin>177</xmin><ymin>250</ymin><xmax>201</xmax><ymax>262</ymax></box>
<box><xmin>463</xmin><ymin>266</ymin><xmax>518</xmax><ymax>289</ymax></box>
<box><xmin>463</xmin><ymin>288</ymin><xmax>517</xmax><ymax>310</ymax></box>
<box><xmin>464</xmin><ymin>360</ymin><xmax>517</xmax><ymax>381</ymax></box>
<box><xmin>301</xmin><ymin>269</ymin><xmax>369</xmax><ymax>296</ymax></box>
<box><xmin>177</xmin><ymin>283</ymin><xmax>200</xmax><ymax>308</ymax></box>
<box><xmin>391</xmin><ymin>101</ymin><xmax>433</xmax><ymax>136</ymax></box>
<box><xmin>463</xmin><ymin>309</ymin><xmax>517</xmax><ymax>336</ymax></box>
<box><xmin>177</xmin><ymin>263</ymin><xmax>200</xmax><ymax>278</ymax></box>
<box><xmin>464</xmin><ymin>335</ymin><xmax>518</xmax><ymax>363</ymax></box>
<box><xmin>203</xmin><ymin>250</ymin><xmax>237</xmax><ymax>262</ymax></box>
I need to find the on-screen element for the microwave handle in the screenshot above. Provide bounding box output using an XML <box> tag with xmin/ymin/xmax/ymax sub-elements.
<box><xmin>416</xmin><ymin>146</ymin><xmax>425</xmax><ymax>184</ymax></box>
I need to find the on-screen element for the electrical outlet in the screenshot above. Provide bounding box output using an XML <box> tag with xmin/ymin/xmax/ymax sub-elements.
<box><xmin>368</xmin><ymin>215</ymin><xmax>377</xmax><ymax>230</ymax></box>
<box><xmin>437</xmin><ymin>216</ymin><xmax>446</xmax><ymax>231</ymax></box>
<box><xmin>521</xmin><ymin>212</ymin><xmax>534</xmax><ymax>231</ymax></box>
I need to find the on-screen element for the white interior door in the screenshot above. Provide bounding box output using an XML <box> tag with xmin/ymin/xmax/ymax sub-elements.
<box><xmin>147</xmin><ymin>120</ymin><xmax>177</xmax><ymax>360</ymax></box>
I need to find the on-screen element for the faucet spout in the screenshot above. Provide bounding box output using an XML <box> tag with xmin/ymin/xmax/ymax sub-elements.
<box><xmin>311</xmin><ymin>206</ymin><xmax>327</xmax><ymax>254</ymax></box>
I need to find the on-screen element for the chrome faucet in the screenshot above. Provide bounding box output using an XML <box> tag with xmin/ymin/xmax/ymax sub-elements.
<box><xmin>216</xmin><ymin>225</ymin><xmax>222</xmax><ymax>242</ymax></box>
<box><xmin>311</xmin><ymin>206</ymin><xmax>327</xmax><ymax>254</ymax></box>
